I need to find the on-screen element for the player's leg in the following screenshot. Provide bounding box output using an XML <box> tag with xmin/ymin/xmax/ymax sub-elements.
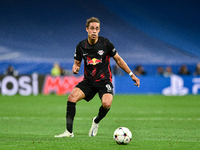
<box><xmin>89</xmin><ymin>93</ymin><xmax>113</xmax><ymax>137</ymax></box>
<box><xmin>55</xmin><ymin>80</ymin><xmax>96</xmax><ymax>137</ymax></box>
<box><xmin>66</xmin><ymin>87</ymin><xmax>85</xmax><ymax>133</ymax></box>
<box><xmin>89</xmin><ymin>82</ymin><xmax>114</xmax><ymax>137</ymax></box>
<box><xmin>95</xmin><ymin>93</ymin><xmax>113</xmax><ymax>123</ymax></box>
<box><xmin>54</xmin><ymin>87</ymin><xmax>85</xmax><ymax>137</ymax></box>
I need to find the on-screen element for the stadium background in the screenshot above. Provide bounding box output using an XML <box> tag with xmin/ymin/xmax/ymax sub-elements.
<box><xmin>0</xmin><ymin>0</ymin><xmax>200</xmax><ymax>95</ymax></box>
<box><xmin>1</xmin><ymin>2</ymin><xmax>200</xmax><ymax>149</ymax></box>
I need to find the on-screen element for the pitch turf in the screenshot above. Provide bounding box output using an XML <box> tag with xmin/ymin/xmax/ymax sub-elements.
<box><xmin>0</xmin><ymin>94</ymin><xmax>199</xmax><ymax>150</ymax></box>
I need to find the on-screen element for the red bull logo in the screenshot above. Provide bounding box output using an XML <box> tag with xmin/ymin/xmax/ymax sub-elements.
<box><xmin>87</xmin><ymin>58</ymin><xmax>102</xmax><ymax>65</ymax></box>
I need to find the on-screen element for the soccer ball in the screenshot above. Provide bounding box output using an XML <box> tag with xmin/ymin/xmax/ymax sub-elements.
<box><xmin>113</xmin><ymin>127</ymin><xmax>132</xmax><ymax>145</ymax></box>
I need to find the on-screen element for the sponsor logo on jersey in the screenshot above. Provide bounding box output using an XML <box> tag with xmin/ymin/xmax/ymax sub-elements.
<box><xmin>98</xmin><ymin>50</ymin><xmax>104</xmax><ymax>55</ymax></box>
<box><xmin>87</xmin><ymin>58</ymin><xmax>102</xmax><ymax>65</ymax></box>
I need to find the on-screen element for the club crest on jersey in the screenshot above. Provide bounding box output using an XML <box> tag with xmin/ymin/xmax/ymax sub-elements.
<box><xmin>87</xmin><ymin>58</ymin><xmax>102</xmax><ymax>65</ymax></box>
<box><xmin>98</xmin><ymin>50</ymin><xmax>104</xmax><ymax>55</ymax></box>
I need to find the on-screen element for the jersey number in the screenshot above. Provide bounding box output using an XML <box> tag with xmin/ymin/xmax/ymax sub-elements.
<box><xmin>106</xmin><ymin>84</ymin><xmax>112</xmax><ymax>92</ymax></box>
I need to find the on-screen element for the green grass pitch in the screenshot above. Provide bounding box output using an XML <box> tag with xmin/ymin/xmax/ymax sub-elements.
<box><xmin>0</xmin><ymin>94</ymin><xmax>200</xmax><ymax>150</ymax></box>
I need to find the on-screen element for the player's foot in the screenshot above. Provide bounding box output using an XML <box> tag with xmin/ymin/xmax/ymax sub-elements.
<box><xmin>89</xmin><ymin>117</ymin><xmax>99</xmax><ymax>137</ymax></box>
<box><xmin>54</xmin><ymin>130</ymin><xmax>74</xmax><ymax>137</ymax></box>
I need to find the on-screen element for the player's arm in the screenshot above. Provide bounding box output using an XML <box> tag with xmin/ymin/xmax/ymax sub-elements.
<box><xmin>113</xmin><ymin>52</ymin><xmax>140</xmax><ymax>87</ymax></box>
<box><xmin>72</xmin><ymin>59</ymin><xmax>81</xmax><ymax>74</ymax></box>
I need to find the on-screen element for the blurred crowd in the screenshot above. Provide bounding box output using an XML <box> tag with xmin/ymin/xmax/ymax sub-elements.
<box><xmin>112</xmin><ymin>62</ymin><xmax>200</xmax><ymax>77</ymax></box>
<box><xmin>4</xmin><ymin>65</ymin><xmax>18</xmax><ymax>76</ymax></box>
<box><xmin>2</xmin><ymin>62</ymin><xmax>200</xmax><ymax>77</ymax></box>
<box><xmin>50</xmin><ymin>62</ymin><xmax>72</xmax><ymax>76</ymax></box>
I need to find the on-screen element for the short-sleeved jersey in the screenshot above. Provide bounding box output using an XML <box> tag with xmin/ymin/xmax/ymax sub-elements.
<box><xmin>74</xmin><ymin>36</ymin><xmax>117</xmax><ymax>82</ymax></box>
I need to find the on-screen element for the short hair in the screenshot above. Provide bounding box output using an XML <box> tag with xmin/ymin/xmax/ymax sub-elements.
<box><xmin>86</xmin><ymin>17</ymin><xmax>100</xmax><ymax>28</ymax></box>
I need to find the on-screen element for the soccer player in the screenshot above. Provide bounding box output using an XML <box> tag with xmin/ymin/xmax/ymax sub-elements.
<box><xmin>55</xmin><ymin>17</ymin><xmax>140</xmax><ymax>137</ymax></box>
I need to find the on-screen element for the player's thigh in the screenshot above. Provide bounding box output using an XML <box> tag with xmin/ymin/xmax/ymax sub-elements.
<box><xmin>101</xmin><ymin>93</ymin><xmax>113</xmax><ymax>108</ymax></box>
<box><xmin>68</xmin><ymin>87</ymin><xmax>85</xmax><ymax>103</ymax></box>
<box><xmin>75</xmin><ymin>80</ymin><xmax>97</xmax><ymax>102</ymax></box>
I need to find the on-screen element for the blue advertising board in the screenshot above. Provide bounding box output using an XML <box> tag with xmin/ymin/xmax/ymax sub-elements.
<box><xmin>114</xmin><ymin>75</ymin><xmax>200</xmax><ymax>95</ymax></box>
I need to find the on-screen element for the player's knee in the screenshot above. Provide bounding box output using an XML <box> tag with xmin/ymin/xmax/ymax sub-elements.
<box><xmin>68</xmin><ymin>88</ymin><xmax>85</xmax><ymax>103</ymax></box>
<box><xmin>68</xmin><ymin>93</ymin><xmax>78</xmax><ymax>103</ymax></box>
<box><xmin>102</xmin><ymin>101</ymin><xmax>112</xmax><ymax>109</ymax></box>
<box><xmin>101</xmin><ymin>94</ymin><xmax>113</xmax><ymax>108</ymax></box>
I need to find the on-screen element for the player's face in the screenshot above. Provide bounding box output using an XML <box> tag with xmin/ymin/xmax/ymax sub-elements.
<box><xmin>86</xmin><ymin>22</ymin><xmax>100</xmax><ymax>41</ymax></box>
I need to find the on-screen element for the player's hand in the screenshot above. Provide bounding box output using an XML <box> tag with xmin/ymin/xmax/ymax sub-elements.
<box><xmin>131</xmin><ymin>76</ymin><xmax>140</xmax><ymax>87</ymax></box>
<box><xmin>72</xmin><ymin>65</ymin><xmax>80</xmax><ymax>74</ymax></box>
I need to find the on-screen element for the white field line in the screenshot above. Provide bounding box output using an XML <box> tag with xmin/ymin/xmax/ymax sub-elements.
<box><xmin>0</xmin><ymin>117</ymin><xmax>200</xmax><ymax>121</ymax></box>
